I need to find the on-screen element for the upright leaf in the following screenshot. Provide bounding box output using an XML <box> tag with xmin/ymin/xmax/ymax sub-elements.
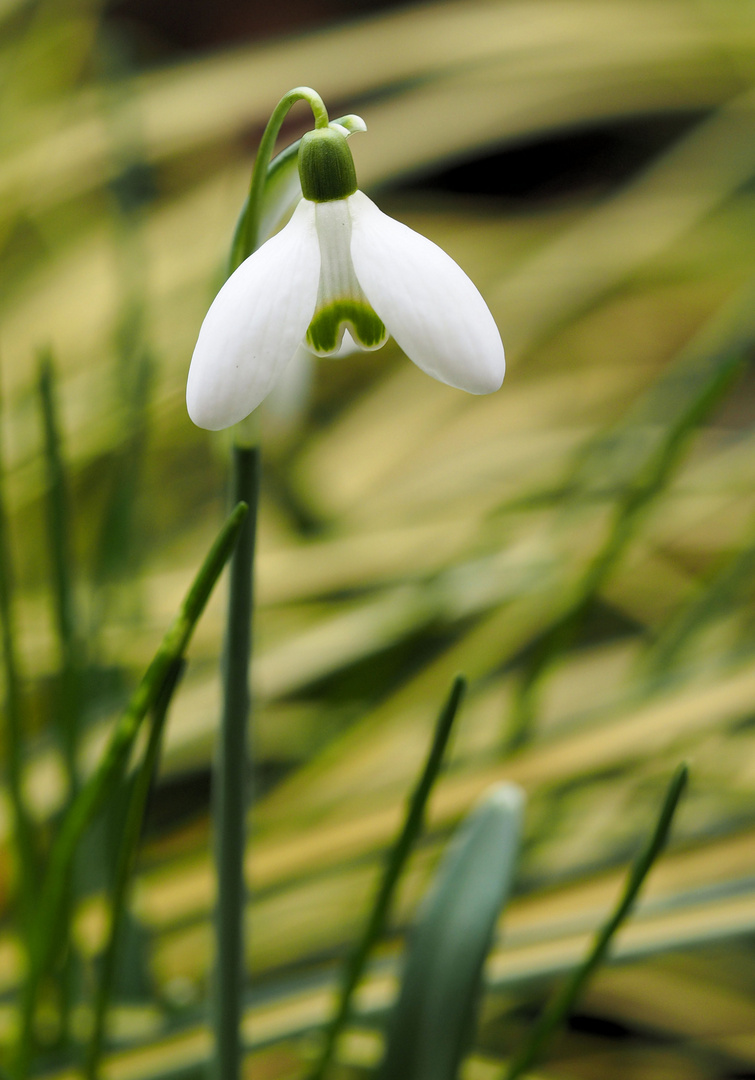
<box><xmin>379</xmin><ymin>782</ymin><xmax>525</xmax><ymax>1080</ymax></box>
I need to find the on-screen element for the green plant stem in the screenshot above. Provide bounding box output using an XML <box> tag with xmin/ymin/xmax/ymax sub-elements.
<box><xmin>309</xmin><ymin>675</ymin><xmax>467</xmax><ymax>1080</ymax></box>
<box><xmin>211</xmin><ymin>446</ymin><xmax>260</xmax><ymax>1080</ymax></box>
<box><xmin>502</xmin><ymin>763</ymin><xmax>689</xmax><ymax>1080</ymax></box>
<box><xmin>642</xmin><ymin>522</ymin><xmax>755</xmax><ymax>678</ymax></box>
<box><xmin>0</xmin><ymin>399</ymin><xmax>37</xmax><ymax>944</ymax></box>
<box><xmin>38</xmin><ymin>352</ymin><xmax>84</xmax><ymax>797</ymax></box>
<box><xmin>38</xmin><ymin>351</ymin><xmax>87</xmax><ymax>1046</ymax></box>
<box><xmin>85</xmin><ymin>659</ymin><xmax>184</xmax><ymax>1080</ymax></box>
<box><xmin>210</xmin><ymin>86</ymin><xmax>325</xmax><ymax>1080</ymax></box>
<box><xmin>229</xmin><ymin>86</ymin><xmax>328</xmax><ymax>272</ymax></box>
<box><xmin>12</xmin><ymin>502</ymin><xmax>247</xmax><ymax>1080</ymax></box>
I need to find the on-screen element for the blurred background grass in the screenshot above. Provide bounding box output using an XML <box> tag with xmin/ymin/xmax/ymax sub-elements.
<box><xmin>2</xmin><ymin>0</ymin><xmax>755</xmax><ymax>1076</ymax></box>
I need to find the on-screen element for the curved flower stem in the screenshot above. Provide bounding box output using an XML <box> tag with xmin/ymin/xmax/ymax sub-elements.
<box><xmin>211</xmin><ymin>86</ymin><xmax>325</xmax><ymax>1080</ymax></box>
<box><xmin>210</xmin><ymin>85</ymin><xmax>324</xmax><ymax>1080</ymax></box>
<box><xmin>229</xmin><ymin>86</ymin><xmax>328</xmax><ymax>272</ymax></box>
<box><xmin>502</xmin><ymin>763</ymin><xmax>689</xmax><ymax>1080</ymax></box>
<box><xmin>211</xmin><ymin>443</ymin><xmax>260</xmax><ymax>1080</ymax></box>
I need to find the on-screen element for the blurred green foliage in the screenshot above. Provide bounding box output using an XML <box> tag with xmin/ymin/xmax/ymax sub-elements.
<box><xmin>1</xmin><ymin>0</ymin><xmax>755</xmax><ymax>1077</ymax></box>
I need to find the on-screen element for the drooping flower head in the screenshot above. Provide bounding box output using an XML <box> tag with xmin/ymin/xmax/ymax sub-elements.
<box><xmin>187</xmin><ymin>97</ymin><xmax>505</xmax><ymax>431</ymax></box>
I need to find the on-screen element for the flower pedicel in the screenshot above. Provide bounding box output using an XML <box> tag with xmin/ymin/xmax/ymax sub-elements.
<box><xmin>187</xmin><ymin>103</ymin><xmax>505</xmax><ymax>431</ymax></box>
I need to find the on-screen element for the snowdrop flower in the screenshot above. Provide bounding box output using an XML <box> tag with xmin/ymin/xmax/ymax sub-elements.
<box><xmin>187</xmin><ymin>121</ymin><xmax>505</xmax><ymax>431</ymax></box>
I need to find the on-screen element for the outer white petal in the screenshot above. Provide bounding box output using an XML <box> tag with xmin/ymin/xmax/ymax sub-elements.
<box><xmin>262</xmin><ymin>342</ymin><xmax>314</xmax><ymax>427</ymax></box>
<box><xmin>348</xmin><ymin>191</ymin><xmax>505</xmax><ymax>394</ymax></box>
<box><xmin>187</xmin><ymin>199</ymin><xmax>320</xmax><ymax>430</ymax></box>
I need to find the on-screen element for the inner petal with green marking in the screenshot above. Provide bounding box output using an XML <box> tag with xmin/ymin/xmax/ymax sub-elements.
<box><xmin>307</xmin><ymin>299</ymin><xmax>385</xmax><ymax>354</ymax></box>
<box><xmin>306</xmin><ymin>199</ymin><xmax>387</xmax><ymax>356</ymax></box>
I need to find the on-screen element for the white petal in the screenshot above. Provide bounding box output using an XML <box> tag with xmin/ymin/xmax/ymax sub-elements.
<box><xmin>262</xmin><ymin>342</ymin><xmax>314</xmax><ymax>426</ymax></box>
<box><xmin>348</xmin><ymin>191</ymin><xmax>505</xmax><ymax>394</ymax></box>
<box><xmin>187</xmin><ymin>199</ymin><xmax>320</xmax><ymax>430</ymax></box>
<box><xmin>306</xmin><ymin>200</ymin><xmax>386</xmax><ymax>355</ymax></box>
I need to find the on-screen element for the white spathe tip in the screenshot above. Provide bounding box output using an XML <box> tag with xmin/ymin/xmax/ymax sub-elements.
<box><xmin>477</xmin><ymin>781</ymin><xmax>526</xmax><ymax>816</ymax></box>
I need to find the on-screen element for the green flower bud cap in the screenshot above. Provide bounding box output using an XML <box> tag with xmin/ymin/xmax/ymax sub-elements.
<box><xmin>299</xmin><ymin>126</ymin><xmax>358</xmax><ymax>202</ymax></box>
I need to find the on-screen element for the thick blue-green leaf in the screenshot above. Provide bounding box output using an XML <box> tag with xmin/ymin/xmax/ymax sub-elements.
<box><xmin>379</xmin><ymin>782</ymin><xmax>525</xmax><ymax>1080</ymax></box>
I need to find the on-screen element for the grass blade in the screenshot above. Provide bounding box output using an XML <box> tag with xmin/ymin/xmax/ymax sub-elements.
<box><xmin>91</xmin><ymin>350</ymin><xmax>152</xmax><ymax>625</ymax></box>
<box><xmin>0</xmin><ymin>384</ymin><xmax>37</xmax><ymax>944</ymax></box>
<box><xmin>38</xmin><ymin>350</ymin><xmax>84</xmax><ymax>797</ymax></box>
<box><xmin>85</xmin><ymin>659</ymin><xmax>184</xmax><ymax>1080</ymax></box>
<box><xmin>642</xmin><ymin>523</ymin><xmax>755</xmax><ymax>678</ymax></box>
<box><xmin>508</xmin><ymin>351</ymin><xmax>744</xmax><ymax>747</ymax></box>
<box><xmin>309</xmin><ymin>675</ymin><xmax>467</xmax><ymax>1080</ymax></box>
<box><xmin>37</xmin><ymin>349</ymin><xmax>88</xmax><ymax>1046</ymax></box>
<box><xmin>502</xmin><ymin>762</ymin><xmax>689</xmax><ymax>1080</ymax></box>
<box><xmin>11</xmin><ymin>501</ymin><xmax>248</xmax><ymax>1080</ymax></box>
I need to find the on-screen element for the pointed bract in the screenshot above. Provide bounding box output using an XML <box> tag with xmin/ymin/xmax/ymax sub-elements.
<box><xmin>187</xmin><ymin>200</ymin><xmax>320</xmax><ymax>430</ymax></box>
<box><xmin>348</xmin><ymin>191</ymin><xmax>505</xmax><ymax>394</ymax></box>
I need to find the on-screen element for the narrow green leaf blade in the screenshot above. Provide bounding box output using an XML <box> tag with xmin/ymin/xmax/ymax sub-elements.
<box><xmin>12</xmin><ymin>502</ymin><xmax>247</xmax><ymax>1080</ymax></box>
<box><xmin>0</xmin><ymin>383</ymin><xmax>37</xmax><ymax>941</ymax></box>
<box><xmin>310</xmin><ymin>675</ymin><xmax>466</xmax><ymax>1080</ymax></box>
<box><xmin>38</xmin><ymin>349</ymin><xmax>84</xmax><ymax>795</ymax></box>
<box><xmin>86</xmin><ymin>659</ymin><xmax>184</xmax><ymax>1080</ymax></box>
<box><xmin>503</xmin><ymin>763</ymin><xmax>688</xmax><ymax>1080</ymax></box>
<box><xmin>509</xmin><ymin>347</ymin><xmax>744</xmax><ymax>746</ymax></box>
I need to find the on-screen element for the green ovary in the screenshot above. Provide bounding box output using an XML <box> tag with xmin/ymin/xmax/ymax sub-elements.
<box><xmin>306</xmin><ymin>300</ymin><xmax>386</xmax><ymax>354</ymax></box>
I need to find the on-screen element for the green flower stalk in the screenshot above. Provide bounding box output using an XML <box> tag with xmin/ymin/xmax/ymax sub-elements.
<box><xmin>189</xmin><ymin>87</ymin><xmax>506</xmax><ymax>1080</ymax></box>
